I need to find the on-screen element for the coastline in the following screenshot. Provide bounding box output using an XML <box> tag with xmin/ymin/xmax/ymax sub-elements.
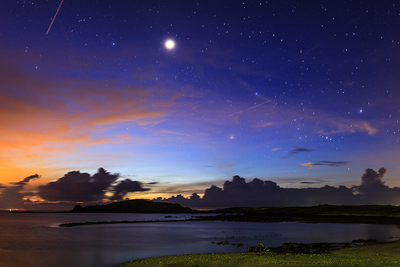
<box><xmin>117</xmin><ymin>240</ymin><xmax>400</xmax><ymax>267</ymax></box>
<box><xmin>58</xmin><ymin>213</ymin><xmax>400</xmax><ymax>227</ymax></box>
<box><xmin>56</xmin><ymin>204</ymin><xmax>400</xmax><ymax>266</ymax></box>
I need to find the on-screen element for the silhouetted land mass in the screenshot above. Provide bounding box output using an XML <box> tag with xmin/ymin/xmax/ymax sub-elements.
<box><xmin>62</xmin><ymin>204</ymin><xmax>400</xmax><ymax>227</ymax></box>
<box><xmin>71</xmin><ymin>199</ymin><xmax>193</xmax><ymax>213</ymax></box>
<box><xmin>212</xmin><ymin>204</ymin><xmax>400</xmax><ymax>216</ymax></box>
<box><xmin>196</xmin><ymin>204</ymin><xmax>400</xmax><ymax>225</ymax></box>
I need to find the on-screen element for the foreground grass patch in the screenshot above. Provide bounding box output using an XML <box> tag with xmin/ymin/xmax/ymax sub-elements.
<box><xmin>118</xmin><ymin>241</ymin><xmax>400</xmax><ymax>267</ymax></box>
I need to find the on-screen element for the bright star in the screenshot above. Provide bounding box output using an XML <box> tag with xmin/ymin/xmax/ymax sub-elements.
<box><xmin>165</xmin><ymin>39</ymin><xmax>175</xmax><ymax>49</ymax></box>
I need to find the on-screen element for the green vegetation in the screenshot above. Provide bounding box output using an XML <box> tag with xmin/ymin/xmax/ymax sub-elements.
<box><xmin>246</xmin><ymin>243</ymin><xmax>270</xmax><ymax>252</ymax></box>
<box><xmin>246</xmin><ymin>240</ymin><xmax>380</xmax><ymax>254</ymax></box>
<box><xmin>118</xmin><ymin>241</ymin><xmax>400</xmax><ymax>267</ymax></box>
<box><xmin>71</xmin><ymin>199</ymin><xmax>193</xmax><ymax>213</ymax></box>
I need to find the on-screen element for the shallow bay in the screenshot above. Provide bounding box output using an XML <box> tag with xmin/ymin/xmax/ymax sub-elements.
<box><xmin>1</xmin><ymin>212</ymin><xmax>399</xmax><ymax>267</ymax></box>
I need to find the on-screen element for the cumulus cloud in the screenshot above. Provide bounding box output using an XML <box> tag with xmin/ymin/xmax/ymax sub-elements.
<box><xmin>352</xmin><ymin>168</ymin><xmax>400</xmax><ymax>204</ymax></box>
<box><xmin>38</xmin><ymin>168</ymin><xmax>118</xmax><ymax>202</ymax></box>
<box><xmin>0</xmin><ymin>174</ymin><xmax>40</xmax><ymax>209</ymax></box>
<box><xmin>358</xmin><ymin>167</ymin><xmax>387</xmax><ymax>190</ymax></box>
<box><xmin>158</xmin><ymin>168</ymin><xmax>400</xmax><ymax>208</ymax></box>
<box><xmin>352</xmin><ymin>168</ymin><xmax>399</xmax><ymax>203</ymax></box>
<box><xmin>110</xmin><ymin>179</ymin><xmax>150</xmax><ymax>200</ymax></box>
<box><xmin>38</xmin><ymin>168</ymin><xmax>150</xmax><ymax>203</ymax></box>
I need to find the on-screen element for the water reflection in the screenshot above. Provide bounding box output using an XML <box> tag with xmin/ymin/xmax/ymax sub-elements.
<box><xmin>0</xmin><ymin>213</ymin><xmax>399</xmax><ymax>267</ymax></box>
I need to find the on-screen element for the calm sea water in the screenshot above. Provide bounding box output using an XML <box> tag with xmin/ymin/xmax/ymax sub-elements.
<box><xmin>1</xmin><ymin>212</ymin><xmax>400</xmax><ymax>267</ymax></box>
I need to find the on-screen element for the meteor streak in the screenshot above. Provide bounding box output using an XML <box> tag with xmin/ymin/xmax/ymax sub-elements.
<box><xmin>229</xmin><ymin>101</ymin><xmax>270</xmax><ymax>116</ymax></box>
<box><xmin>46</xmin><ymin>0</ymin><xmax>64</xmax><ymax>34</ymax></box>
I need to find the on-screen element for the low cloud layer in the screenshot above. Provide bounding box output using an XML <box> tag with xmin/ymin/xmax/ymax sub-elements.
<box><xmin>158</xmin><ymin>167</ymin><xmax>400</xmax><ymax>208</ymax></box>
<box><xmin>0</xmin><ymin>168</ymin><xmax>150</xmax><ymax>210</ymax></box>
<box><xmin>38</xmin><ymin>168</ymin><xmax>148</xmax><ymax>202</ymax></box>
<box><xmin>2</xmin><ymin>167</ymin><xmax>399</xmax><ymax>210</ymax></box>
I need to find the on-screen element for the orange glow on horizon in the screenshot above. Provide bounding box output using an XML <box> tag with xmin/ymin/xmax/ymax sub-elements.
<box><xmin>6</xmin><ymin>208</ymin><xmax>26</xmax><ymax>212</ymax></box>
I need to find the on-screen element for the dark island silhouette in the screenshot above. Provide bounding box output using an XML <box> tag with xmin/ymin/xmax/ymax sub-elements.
<box><xmin>71</xmin><ymin>199</ymin><xmax>193</xmax><ymax>213</ymax></box>
<box><xmin>62</xmin><ymin>201</ymin><xmax>400</xmax><ymax>228</ymax></box>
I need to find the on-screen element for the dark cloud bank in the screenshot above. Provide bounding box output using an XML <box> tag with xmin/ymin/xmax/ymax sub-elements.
<box><xmin>38</xmin><ymin>168</ymin><xmax>149</xmax><ymax>202</ymax></box>
<box><xmin>1</xmin><ymin>167</ymin><xmax>400</xmax><ymax>210</ymax></box>
<box><xmin>157</xmin><ymin>168</ymin><xmax>400</xmax><ymax>208</ymax></box>
<box><xmin>0</xmin><ymin>168</ymin><xmax>149</xmax><ymax>209</ymax></box>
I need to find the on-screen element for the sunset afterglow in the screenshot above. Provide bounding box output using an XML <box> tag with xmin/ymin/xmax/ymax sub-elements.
<box><xmin>1</xmin><ymin>1</ymin><xmax>400</xmax><ymax>210</ymax></box>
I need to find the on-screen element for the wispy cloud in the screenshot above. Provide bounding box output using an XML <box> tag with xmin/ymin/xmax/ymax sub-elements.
<box><xmin>161</xmin><ymin>129</ymin><xmax>191</xmax><ymax>136</ymax></box>
<box><xmin>282</xmin><ymin>147</ymin><xmax>313</xmax><ymax>158</ymax></box>
<box><xmin>316</xmin><ymin>117</ymin><xmax>377</xmax><ymax>135</ymax></box>
<box><xmin>253</xmin><ymin>121</ymin><xmax>273</xmax><ymax>128</ymax></box>
<box><xmin>301</xmin><ymin>161</ymin><xmax>350</xmax><ymax>169</ymax></box>
<box><xmin>0</xmin><ymin>61</ymin><xmax>181</xmax><ymax>167</ymax></box>
<box><xmin>204</xmin><ymin>164</ymin><xmax>238</xmax><ymax>168</ymax></box>
<box><xmin>220</xmin><ymin>164</ymin><xmax>237</xmax><ymax>168</ymax></box>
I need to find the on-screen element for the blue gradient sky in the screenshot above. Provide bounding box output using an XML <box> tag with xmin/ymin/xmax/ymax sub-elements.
<box><xmin>1</xmin><ymin>0</ymin><xmax>400</xmax><ymax>208</ymax></box>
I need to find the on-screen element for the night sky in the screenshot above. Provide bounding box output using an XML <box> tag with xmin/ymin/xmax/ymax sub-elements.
<box><xmin>1</xmin><ymin>0</ymin><xmax>400</xmax><ymax>210</ymax></box>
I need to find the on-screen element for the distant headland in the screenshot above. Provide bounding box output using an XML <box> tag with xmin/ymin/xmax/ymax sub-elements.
<box><xmin>71</xmin><ymin>199</ymin><xmax>194</xmax><ymax>213</ymax></box>
<box><xmin>61</xmin><ymin>202</ymin><xmax>400</xmax><ymax>228</ymax></box>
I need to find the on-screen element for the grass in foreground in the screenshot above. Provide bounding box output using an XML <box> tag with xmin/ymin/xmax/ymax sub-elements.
<box><xmin>118</xmin><ymin>241</ymin><xmax>400</xmax><ymax>267</ymax></box>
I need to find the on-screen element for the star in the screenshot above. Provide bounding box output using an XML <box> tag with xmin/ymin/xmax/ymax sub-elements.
<box><xmin>165</xmin><ymin>39</ymin><xmax>175</xmax><ymax>50</ymax></box>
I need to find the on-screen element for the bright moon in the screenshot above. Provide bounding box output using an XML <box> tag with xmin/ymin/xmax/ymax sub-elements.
<box><xmin>165</xmin><ymin>39</ymin><xmax>175</xmax><ymax>49</ymax></box>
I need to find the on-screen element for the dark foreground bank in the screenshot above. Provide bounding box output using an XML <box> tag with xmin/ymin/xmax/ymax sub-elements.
<box><xmin>118</xmin><ymin>240</ymin><xmax>400</xmax><ymax>267</ymax></box>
